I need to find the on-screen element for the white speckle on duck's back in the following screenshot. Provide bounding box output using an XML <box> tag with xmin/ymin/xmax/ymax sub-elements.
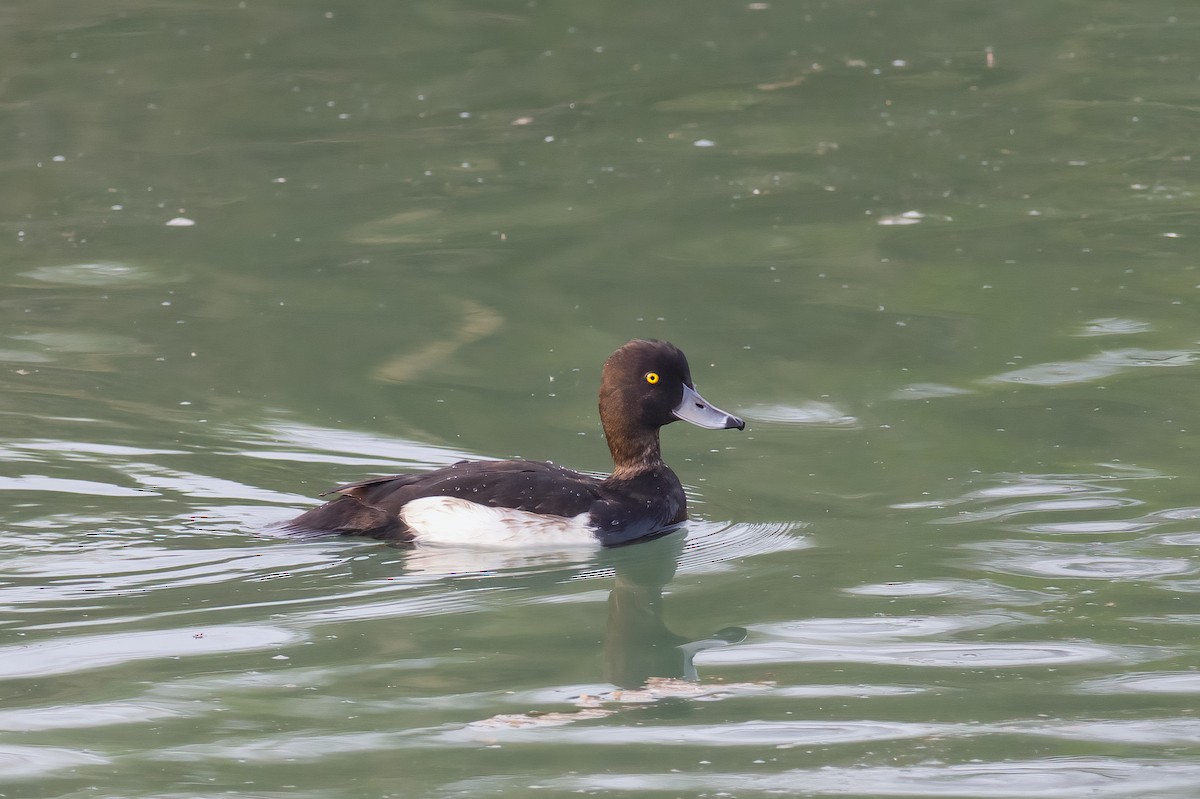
<box><xmin>399</xmin><ymin>496</ymin><xmax>599</xmax><ymax>548</ymax></box>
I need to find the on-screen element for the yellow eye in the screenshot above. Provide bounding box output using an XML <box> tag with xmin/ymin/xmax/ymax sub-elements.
<box><xmin>645</xmin><ymin>372</ymin><xmax>660</xmax><ymax>385</ymax></box>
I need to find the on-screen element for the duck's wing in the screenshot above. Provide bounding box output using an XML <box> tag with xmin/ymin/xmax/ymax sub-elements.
<box><xmin>336</xmin><ymin>459</ymin><xmax>607</xmax><ymax>515</ymax></box>
<box><xmin>281</xmin><ymin>460</ymin><xmax>606</xmax><ymax>541</ymax></box>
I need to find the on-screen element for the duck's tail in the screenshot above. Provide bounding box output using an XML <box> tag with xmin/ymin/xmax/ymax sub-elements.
<box><xmin>276</xmin><ymin>496</ymin><xmax>414</xmax><ymax>542</ymax></box>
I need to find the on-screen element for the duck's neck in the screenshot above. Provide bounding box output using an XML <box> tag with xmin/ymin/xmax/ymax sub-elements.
<box><xmin>604</xmin><ymin>427</ymin><xmax>665</xmax><ymax>479</ymax></box>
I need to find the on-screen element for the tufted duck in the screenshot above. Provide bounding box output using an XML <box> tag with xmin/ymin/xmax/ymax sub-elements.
<box><xmin>281</xmin><ymin>339</ymin><xmax>744</xmax><ymax>547</ymax></box>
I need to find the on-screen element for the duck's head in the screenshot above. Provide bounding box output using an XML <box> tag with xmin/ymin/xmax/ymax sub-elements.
<box><xmin>599</xmin><ymin>340</ymin><xmax>744</xmax><ymax>469</ymax></box>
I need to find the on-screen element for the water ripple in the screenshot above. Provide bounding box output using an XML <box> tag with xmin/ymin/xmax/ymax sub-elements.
<box><xmin>122</xmin><ymin>462</ymin><xmax>314</xmax><ymax>503</ymax></box>
<box><xmin>1153</xmin><ymin>507</ymin><xmax>1200</xmax><ymax>521</ymax></box>
<box><xmin>754</xmin><ymin>613</ymin><xmax>1035</xmax><ymax>642</ymax></box>
<box><xmin>1080</xmin><ymin>671</ymin><xmax>1200</xmax><ymax>695</ymax></box>
<box><xmin>290</xmin><ymin>588</ymin><xmax>507</xmax><ymax>624</ymax></box>
<box><xmin>0</xmin><ymin>700</ymin><xmax>187</xmax><ymax>732</ymax></box>
<box><xmin>1021</xmin><ymin>519</ymin><xmax>1157</xmax><ymax>534</ymax></box>
<box><xmin>891</xmin><ymin>382</ymin><xmax>976</xmax><ymax>400</ymax></box>
<box><xmin>1014</xmin><ymin>718</ymin><xmax>1200</xmax><ymax>746</ymax></box>
<box><xmin>0</xmin><ymin>744</ymin><xmax>109</xmax><ymax>780</ymax></box>
<box><xmin>20</xmin><ymin>261</ymin><xmax>162</xmax><ymax>287</ymax></box>
<box><xmin>0</xmin><ymin>544</ymin><xmax>342</xmax><ymax>604</ymax></box>
<box><xmin>895</xmin><ymin>470</ymin><xmax>1168</xmax><ymax>534</ymax></box>
<box><xmin>983</xmin><ymin>347</ymin><xmax>1197</xmax><ymax>387</ymax></box>
<box><xmin>152</xmin><ymin>719</ymin><xmax>956</xmax><ymax>760</ymax></box>
<box><xmin>0</xmin><ymin>474</ymin><xmax>154</xmax><ymax>497</ymax></box>
<box><xmin>1075</xmin><ymin>317</ymin><xmax>1153</xmax><ymax>337</ymax></box>
<box><xmin>443</xmin><ymin>718</ymin><xmax>950</xmax><ymax>747</ymax></box>
<box><xmin>241</xmin><ymin>421</ymin><xmax>481</xmax><ymax>468</ymax></box>
<box><xmin>153</xmin><ymin>730</ymin><xmax>400</xmax><ymax>763</ymax></box>
<box><xmin>740</xmin><ymin>402</ymin><xmax>859</xmax><ymax>427</ymax></box>
<box><xmin>845</xmin><ymin>580</ymin><xmax>1058</xmax><ymax>605</ymax></box>
<box><xmin>451</xmin><ymin>757</ymin><xmax>1200</xmax><ymax>797</ymax></box>
<box><xmin>678</xmin><ymin>520</ymin><xmax>810</xmax><ymax>573</ymax></box>
<box><xmin>964</xmin><ymin>541</ymin><xmax>1195</xmax><ymax>580</ymax></box>
<box><xmin>701</xmin><ymin>639</ymin><xmax>1146</xmax><ymax>668</ymax></box>
<box><xmin>0</xmin><ymin>625</ymin><xmax>300</xmax><ymax>681</ymax></box>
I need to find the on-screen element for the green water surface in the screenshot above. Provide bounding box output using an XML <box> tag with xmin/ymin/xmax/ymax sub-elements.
<box><xmin>3</xmin><ymin>2</ymin><xmax>1200</xmax><ymax>797</ymax></box>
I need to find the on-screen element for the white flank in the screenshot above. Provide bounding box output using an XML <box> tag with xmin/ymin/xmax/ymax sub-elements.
<box><xmin>399</xmin><ymin>496</ymin><xmax>598</xmax><ymax>548</ymax></box>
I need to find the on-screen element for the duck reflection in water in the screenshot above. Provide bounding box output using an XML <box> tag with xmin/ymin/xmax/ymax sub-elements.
<box><xmin>398</xmin><ymin>530</ymin><xmax>747</xmax><ymax>692</ymax></box>
<box><xmin>600</xmin><ymin>533</ymin><xmax>746</xmax><ymax>690</ymax></box>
